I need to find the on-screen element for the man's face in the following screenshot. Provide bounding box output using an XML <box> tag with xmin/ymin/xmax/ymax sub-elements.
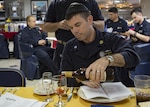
<box><xmin>131</xmin><ymin>12</ymin><xmax>141</xmax><ymax>24</ymax></box>
<box><xmin>28</xmin><ymin>17</ymin><xmax>36</xmax><ymax>28</ymax></box>
<box><xmin>108</xmin><ymin>12</ymin><xmax>118</xmax><ymax>21</ymax></box>
<box><xmin>67</xmin><ymin>14</ymin><xmax>93</xmax><ymax>42</ymax></box>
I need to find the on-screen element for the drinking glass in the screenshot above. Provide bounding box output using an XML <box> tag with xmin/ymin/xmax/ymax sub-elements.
<box><xmin>134</xmin><ymin>75</ymin><xmax>150</xmax><ymax>103</ymax></box>
<box><xmin>52</xmin><ymin>75</ymin><xmax>67</xmax><ymax>107</ymax></box>
<box><xmin>42</xmin><ymin>72</ymin><xmax>53</xmax><ymax>102</ymax></box>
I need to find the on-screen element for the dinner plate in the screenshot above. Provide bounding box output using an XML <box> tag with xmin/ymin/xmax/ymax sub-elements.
<box><xmin>78</xmin><ymin>88</ymin><xmax>129</xmax><ymax>103</ymax></box>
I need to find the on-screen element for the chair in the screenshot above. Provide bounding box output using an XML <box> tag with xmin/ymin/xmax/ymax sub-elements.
<box><xmin>17</xmin><ymin>32</ymin><xmax>41</xmax><ymax>80</ymax></box>
<box><xmin>129</xmin><ymin>43</ymin><xmax>150</xmax><ymax>80</ymax></box>
<box><xmin>133</xmin><ymin>43</ymin><xmax>150</xmax><ymax>63</ymax></box>
<box><xmin>0</xmin><ymin>68</ymin><xmax>26</xmax><ymax>87</ymax></box>
<box><xmin>130</xmin><ymin>62</ymin><xmax>150</xmax><ymax>80</ymax></box>
<box><xmin>0</xmin><ymin>33</ymin><xmax>9</xmax><ymax>59</ymax></box>
<box><xmin>13</xmin><ymin>34</ymin><xmax>20</xmax><ymax>59</ymax></box>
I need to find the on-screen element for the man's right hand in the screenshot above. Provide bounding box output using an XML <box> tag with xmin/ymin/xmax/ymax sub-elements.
<box><xmin>85</xmin><ymin>57</ymin><xmax>109</xmax><ymax>82</ymax></box>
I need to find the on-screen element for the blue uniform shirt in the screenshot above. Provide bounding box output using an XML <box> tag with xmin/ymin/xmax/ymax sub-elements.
<box><xmin>21</xmin><ymin>26</ymin><xmax>49</xmax><ymax>47</ymax></box>
<box><xmin>61</xmin><ymin>28</ymin><xmax>139</xmax><ymax>86</ymax></box>
<box><xmin>134</xmin><ymin>19</ymin><xmax>150</xmax><ymax>43</ymax></box>
<box><xmin>105</xmin><ymin>17</ymin><xmax>129</xmax><ymax>33</ymax></box>
<box><xmin>45</xmin><ymin>0</ymin><xmax>104</xmax><ymax>42</ymax></box>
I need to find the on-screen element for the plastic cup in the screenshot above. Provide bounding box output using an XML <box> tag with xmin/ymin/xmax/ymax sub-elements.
<box><xmin>134</xmin><ymin>75</ymin><xmax>150</xmax><ymax>103</ymax></box>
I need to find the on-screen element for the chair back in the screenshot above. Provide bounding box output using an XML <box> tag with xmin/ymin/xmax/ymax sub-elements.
<box><xmin>129</xmin><ymin>62</ymin><xmax>150</xmax><ymax>80</ymax></box>
<box><xmin>129</xmin><ymin>43</ymin><xmax>150</xmax><ymax>81</ymax></box>
<box><xmin>17</xmin><ymin>32</ymin><xmax>40</xmax><ymax>80</ymax></box>
<box><xmin>17</xmin><ymin>32</ymin><xmax>34</xmax><ymax>59</ymax></box>
<box><xmin>0</xmin><ymin>68</ymin><xmax>26</xmax><ymax>87</ymax></box>
<box><xmin>134</xmin><ymin>43</ymin><xmax>150</xmax><ymax>63</ymax></box>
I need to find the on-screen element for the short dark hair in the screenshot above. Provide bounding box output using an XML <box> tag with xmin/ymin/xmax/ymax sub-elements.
<box><xmin>130</xmin><ymin>7</ymin><xmax>142</xmax><ymax>15</ymax></box>
<box><xmin>65</xmin><ymin>2</ymin><xmax>91</xmax><ymax>20</ymax></box>
<box><xmin>108</xmin><ymin>7</ymin><xmax>118</xmax><ymax>13</ymax></box>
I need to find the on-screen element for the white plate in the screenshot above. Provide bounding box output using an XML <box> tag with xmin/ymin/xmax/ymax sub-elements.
<box><xmin>33</xmin><ymin>80</ymin><xmax>55</xmax><ymax>95</ymax></box>
<box><xmin>78</xmin><ymin>88</ymin><xmax>129</xmax><ymax>103</ymax></box>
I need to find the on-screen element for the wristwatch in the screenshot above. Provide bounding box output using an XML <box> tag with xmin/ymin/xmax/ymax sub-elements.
<box><xmin>106</xmin><ymin>55</ymin><xmax>114</xmax><ymax>65</ymax></box>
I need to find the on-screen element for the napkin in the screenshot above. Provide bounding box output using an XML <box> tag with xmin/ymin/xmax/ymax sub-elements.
<box><xmin>138</xmin><ymin>101</ymin><xmax>150</xmax><ymax>107</ymax></box>
<box><xmin>0</xmin><ymin>92</ymin><xmax>48</xmax><ymax>107</ymax></box>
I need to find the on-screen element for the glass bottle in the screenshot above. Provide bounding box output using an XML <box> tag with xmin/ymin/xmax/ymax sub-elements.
<box><xmin>61</xmin><ymin>67</ymin><xmax>114</xmax><ymax>82</ymax></box>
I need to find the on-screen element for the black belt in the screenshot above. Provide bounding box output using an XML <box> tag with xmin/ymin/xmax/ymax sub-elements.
<box><xmin>57</xmin><ymin>40</ymin><xmax>66</xmax><ymax>45</ymax></box>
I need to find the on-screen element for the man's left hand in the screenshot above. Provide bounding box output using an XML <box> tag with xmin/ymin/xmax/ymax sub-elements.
<box><xmin>38</xmin><ymin>40</ymin><xmax>46</xmax><ymax>45</ymax></box>
<box><xmin>81</xmin><ymin>81</ymin><xmax>100</xmax><ymax>88</ymax></box>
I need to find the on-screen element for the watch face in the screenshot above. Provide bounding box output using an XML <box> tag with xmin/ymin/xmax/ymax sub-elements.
<box><xmin>107</xmin><ymin>55</ymin><xmax>114</xmax><ymax>62</ymax></box>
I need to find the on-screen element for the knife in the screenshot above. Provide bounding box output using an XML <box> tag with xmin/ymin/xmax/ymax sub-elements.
<box><xmin>67</xmin><ymin>87</ymin><xmax>74</xmax><ymax>102</ymax></box>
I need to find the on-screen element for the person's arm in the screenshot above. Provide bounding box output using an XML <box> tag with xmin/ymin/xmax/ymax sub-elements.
<box><xmin>120</xmin><ymin>32</ymin><xmax>129</xmax><ymax>37</ymax></box>
<box><xmin>128</xmin><ymin>29</ymin><xmax>150</xmax><ymax>42</ymax></box>
<box><xmin>85</xmin><ymin>53</ymin><xmax>125</xmax><ymax>81</ymax></box>
<box><xmin>43</xmin><ymin>22</ymin><xmax>59</xmax><ymax>32</ymax></box>
<box><xmin>43</xmin><ymin>19</ymin><xmax>70</xmax><ymax>32</ymax></box>
<box><xmin>44</xmin><ymin>19</ymin><xmax>105</xmax><ymax>32</ymax></box>
<box><xmin>93</xmin><ymin>20</ymin><xmax>104</xmax><ymax>31</ymax></box>
<box><xmin>90</xmin><ymin>0</ymin><xmax>104</xmax><ymax>31</ymax></box>
<box><xmin>134</xmin><ymin>32</ymin><xmax>150</xmax><ymax>42</ymax></box>
<box><xmin>86</xmin><ymin>33</ymin><xmax>139</xmax><ymax>82</ymax></box>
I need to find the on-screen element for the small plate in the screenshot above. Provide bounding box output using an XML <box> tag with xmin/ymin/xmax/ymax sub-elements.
<box><xmin>34</xmin><ymin>88</ymin><xmax>54</xmax><ymax>95</ymax></box>
<box><xmin>78</xmin><ymin>88</ymin><xmax>129</xmax><ymax>103</ymax></box>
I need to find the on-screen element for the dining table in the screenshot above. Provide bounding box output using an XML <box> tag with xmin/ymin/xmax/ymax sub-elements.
<box><xmin>0</xmin><ymin>87</ymin><xmax>137</xmax><ymax>107</ymax></box>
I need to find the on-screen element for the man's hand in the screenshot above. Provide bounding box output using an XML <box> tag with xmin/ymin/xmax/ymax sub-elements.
<box><xmin>76</xmin><ymin>78</ymin><xmax>100</xmax><ymax>88</ymax></box>
<box><xmin>123</xmin><ymin>31</ymin><xmax>131</xmax><ymax>37</ymax></box>
<box><xmin>38</xmin><ymin>40</ymin><xmax>46</xmax><ymax>45</ymax></box>
<box><xmin>85</xmin><ymin>57</ymin><xmax>109</xmax><ymax>82</ymax></box>
<box><xmin>58</xmin><ymin>20</ymin><xmax>70</xmax><ymax>30</ymax></box>
<box><xmin>128</xmin><ymin>29</ymin><xmax>136</xmax><ymax>36</ymax></box>
<box><xmin>131</xmin><ymin>36</ymin><xmax>138</xmax><ymax>42</ymax></box>
<box><xmin>128</xmin><ymin>29</ymin><xmax>138</xmax><ymax>42</ymax></box>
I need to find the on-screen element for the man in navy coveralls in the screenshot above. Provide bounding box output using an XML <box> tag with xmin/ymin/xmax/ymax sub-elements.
<box><xmin>20</xmin><ymin>15</ymin><xmax>57</xmax><ymax>75</ymax></box>
<box><xmin>128</xmin><ymin>8</ymin><xmax>150</xmax><ymax>44</ymax></box>
<box><xmin>60</xmin><ymin>3</ymin><xmax>139</xmax><ymax>87</ymax></box>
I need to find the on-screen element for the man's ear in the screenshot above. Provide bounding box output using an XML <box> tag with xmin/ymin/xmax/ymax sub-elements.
<box><xmin>87</xmin><ymin>15</ymin><xmax>93</xmax><ymax>25</ymax></box>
